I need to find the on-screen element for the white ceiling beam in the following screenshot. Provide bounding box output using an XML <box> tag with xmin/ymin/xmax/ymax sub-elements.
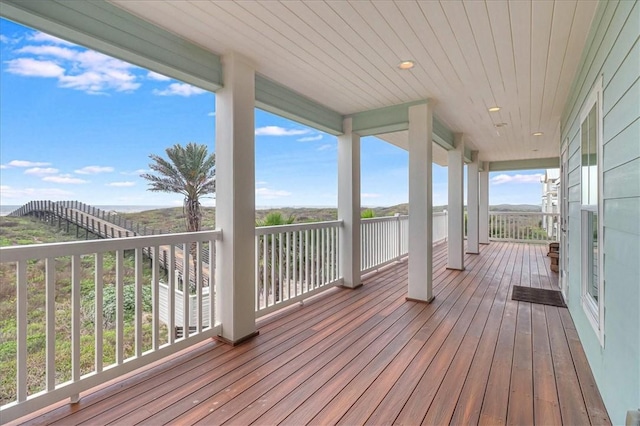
<box><xmin>255</xmin><ymin>75</ymin><xmax>344</xmax><ymax>135</ymax></box>
<box><xmin>489</xmin><ymin>158</ymin><xmax>560</xmax><ymax>172</ymax></box>
<box><xmin>349</xmin><ymin>101</ymin><xmax>455</xmax><ymax>151</ymax></box>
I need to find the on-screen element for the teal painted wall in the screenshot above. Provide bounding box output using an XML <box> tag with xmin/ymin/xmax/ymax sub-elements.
<box><xmin>561</xmin><ymin>1</ymin><xmax>639</xmax><ymax>424</ymax></box>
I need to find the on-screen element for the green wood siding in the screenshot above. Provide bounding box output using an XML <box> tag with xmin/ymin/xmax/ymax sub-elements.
<box><xmin>561</xmin><ymin>1</ymin><xmax>640</xmax><ymax>424</ymax></box>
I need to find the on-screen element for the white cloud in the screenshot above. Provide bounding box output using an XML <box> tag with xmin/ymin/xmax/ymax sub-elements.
<box><xmin>29</xmin><ymin>32</ymin><xmax>76</xmax><ymax>46</ymax></box>
<box><xmin>120</xmin><ymin>169</ymin><xmax>149</xmax><ymax>176</ymax></box>
<box><xmin>317</xmin><ymin>144</ymin><xmax>335</xmax><ymax>151</ymax></box>
<box><xmin>75</xmin><ymin>165</ymin><xmax>114</xmax><ymax>175</ymax></box>
<box><xmin>256</xmin><ymin>187</ymin><xmax>292</xmax><ymax>199</ymax></box>
<box><xmin>255</xmin><ymin>126</ymin><xmax>310</xmax><ymax>136</ymax></box>
<box><xmin>256</xmin><ymin>181</ymin><xmax>268</xmax><ymax>185</ymax></box>
<box><xmin>0</xmin><ymin>185</ymin><xmax>73</xmax><ymax>199</ymax></box>
<box><xmin>0</xmin><ymin>165</ymin><xmax>7</xmax><ymax>169</ymax></box>
<box><xmin>0</xmin><ymin>35</ymin><xmax>9</xmax><ymax>44</ymax></box>
<box><xmin>208</xmin><ymin>112</ymin><xmax>216</xmax><ymax>117</ymax></box>
<box><xmin>43</xmin><ymin>175</ymin><xmax>88</xmax><ymax>184</ymax></box>
<box><xmin>7</xmin><ymin>160</ymin><xmax>52</xmax><ymax>167</ymax></box>
<box><xmin>5</xmin><ymin>58</ymin><xmax>65</xmax><ymax>78</ymax></box>
<box><xmin>362</xmin><ymin>193</ymin><xmax>381</xmax><ymax>199</ymax></box>
<box><xmin>152</xmin><ymin>83</ymin><xmax>206</xmax><ymax>97</ymax></box>
<box><xmin>106</xmin><ymin>181</ymin><xmax>135</xmax><ymax>187</ymax></box>
<box><xmin>24</xmin><ymin>167</ymin><xmax>59</xmax><ymax>175</ymax></box>
<box><xmin>147</xmin><ymin>71</ymin><xmax>171</xmax><ymax>81</ymax></box>
<box><xmin>491</xmin><ymin>173</ymin><xmax>544</xmax><ymax>185</ymax></box>
<box><xmin>297</xmin><ymin>134</ymin><xmax>323</xmax><ymax>142</ymax></box>
<box><xmin>16</xmin><ymin>45</ymin><xmax>77</xmax><ymax>60</ymax></box>
<box><xmin>7</xmin><ymin>40</ymin><xmax>141</xmax><ymax>94</ymax></box>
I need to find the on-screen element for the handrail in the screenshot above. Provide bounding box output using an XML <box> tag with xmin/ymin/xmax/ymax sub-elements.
<box><xmin>254</xmin><ymin>220</ymin><xmax>342</xmax><ymax>235</ymax></box>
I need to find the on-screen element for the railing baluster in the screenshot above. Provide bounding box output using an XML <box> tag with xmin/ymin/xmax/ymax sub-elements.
<box><xmin>168</xmin><ymin>245</ymin><xmax>175</xmax><ymax>345</ymax></box>
<box><xmin>210</xmin><ymin>239</ymin><xmax>216</xmax><ymax>329</ymax></box>
<box><xmin>95</xmin><ymin>253</ymin><xmax>103</xmax><ymax>373</ymax></box>
<box><xmin>116</xmin><ymin>250</ymin><xmax>124</xmax><ymax>364</ymax></box>
<box><xmin>45</xmin><ymin>257</ymin><xmax>56</xmax><ymax>390</ymax></box>
<box><xmin>294</xmin><ymin>231</ymin><xmax>299</xmax><ymax>298</ymax></box>
<box><xmin>150</xmin><ymin>246</ymin><xmax>160</xmax><ymax>351</ymax></box>
<box><xmin>182</xmin><ymin>243</ymin><xmax>189</xmax><ymax>338</ymax></box>
<box><xmin>134</xmin><ymin>248</ymin><xmax>143</xmax><ymax>357</ymax></box>
<box><xmin>285</xmin><ymin>232</ymin><xmax>291</xmax><ymax>300</ymax></box>
<box><xmin>262</xmin><ymin>235</ymin><xmax>268</xmax><ymax>308</ymax></box>
<box><xmin>196</xmin><ymin>241</ymin><xmax>203</xmax><ymax>332</ymax></box>
<box><xmin>17</xmin><ymin>261</ymin><xmax>27</xmax><ymax>403</ymax></box>
<box><xmin>71</xmin><ymin>254</ymin><xmax>81</xmax><ymax>402</ymax></box>
<box><xmin>255</xmin><ymin>235</ymin><xmax>260</xmax><ymax>311</ymax></box>
<box><xmin>278</xmin><ymin>233</ymin><xmax>283</xmax><ymax>303</ymax></box>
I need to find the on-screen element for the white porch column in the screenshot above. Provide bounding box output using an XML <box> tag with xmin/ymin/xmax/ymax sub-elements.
<box><xmin>338</xmin><ymin>117</ymin><xmax>361</xmax><ymax>289</ymax></box>
<box><xmin>467</xmin><ymin>152</ymin><xmax>480</xmax><ymax>254</ymax></box>
<box><xmin>479</xmin><ymin>164</ymin><xmax>490</xmax><ymax>244</ymax></box>
<box><xmin>215</xmin><ymin>53</ymin><xmax>257</xmax><ymax>344</ymax></box>
<box><xmin>447</xmin><ymin>134</ymin><xmax>465</xmax><ymax>270</ymax></box>
<box><xmin>407</xmin><ymin>102</ymin><xmax>434</xmax><ymax>303</ymax></box>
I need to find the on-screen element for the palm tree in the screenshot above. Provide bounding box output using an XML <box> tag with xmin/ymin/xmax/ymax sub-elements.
<box><xmin>141</xmin><ymin>143</ymin><xmax>215</xmax><ymax>233</ymax></box>
<box><xmin>142</xmin><ymin>143</ymin><xmax>215</xmax><ymax>294</ymax></box>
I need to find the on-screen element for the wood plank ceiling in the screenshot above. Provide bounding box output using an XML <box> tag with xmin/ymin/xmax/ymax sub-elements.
<box><xmin>110</xmin><ymin>0</ymin><xmax>598</xmax><ymax>164</ymax></box>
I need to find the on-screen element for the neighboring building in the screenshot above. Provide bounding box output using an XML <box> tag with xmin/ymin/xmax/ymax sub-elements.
<box><xmin>541</xmin><ymin>168</ymin><xmax>560</xmax><ymax>238</ymax></box>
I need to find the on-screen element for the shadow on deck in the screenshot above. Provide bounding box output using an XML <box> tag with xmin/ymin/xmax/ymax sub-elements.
<box><xmin>11</xmin><ymin>242</ymin><xmax>610</xmax><ymax>425</ymax></box>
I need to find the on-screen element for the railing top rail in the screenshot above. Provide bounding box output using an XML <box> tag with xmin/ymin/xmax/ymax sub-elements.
<box><xmin>255</xmin><ymin>220</ymin><xmax>343</xmax><ymax>235</ymax></box>
<box><xmin>361</xmin><ymin>215</ymin><xmax>409</xmax><ymax>224</ymax></box>
<box><xmin>490</xmin><ymin>211</ymin><xmax>558</xmax><ymax>216</ymax></box>
<box><xmin>0</xmin><ymin>230</ymin><xmax>222</xmax><ymax>263</ymax></box>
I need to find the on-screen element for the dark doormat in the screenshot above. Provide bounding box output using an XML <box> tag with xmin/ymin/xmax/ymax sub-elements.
<box><xmin>511</xmin><ymin>285</ymin><xmax>567</xmax><ymax>308</ymax></box>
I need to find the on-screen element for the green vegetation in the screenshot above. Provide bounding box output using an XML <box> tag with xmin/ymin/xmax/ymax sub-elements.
<box><xmin>361</xmin><ymin>209</ymin><xmax>376</xmax><ymax>219</ymax></box>
<box><xmin>0</xmin><ymin>216</ymin><xmax>165</xmax><ymax>406</ymax></box>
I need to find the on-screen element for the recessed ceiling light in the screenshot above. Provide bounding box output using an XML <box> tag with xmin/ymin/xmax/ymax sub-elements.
<box><xmin>398</xmin><ymin>60</ymin><xmax>415</xmax><ymax>70</ymax></box>
<box><xmin>494</xmin><ymin>123</ymin><xmax>508</xmax><ymax>128</ymax></box>
<box><xmin>532</xmin><ymin>132</ymin><xmax>544</xmax><ymax>136</ymax></box>
<box><xmin>488</xmin><ymin>106</ymin><xmax>501</xmax><ymax>112</ymax></box>
<box><xmin>532</xmin><ymin>149</ymin><xmax>539</xmax><ymax>152</ymax></box>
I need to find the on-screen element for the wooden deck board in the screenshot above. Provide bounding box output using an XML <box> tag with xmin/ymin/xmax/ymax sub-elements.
<box><xmin>10</xmin><ymin>242</ymin><xmax>611</xmax><ymax>426</ymax></box>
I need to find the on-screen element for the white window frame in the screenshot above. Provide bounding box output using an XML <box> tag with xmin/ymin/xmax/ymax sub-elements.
<box><xmin>579</xmin><ymin>76</ymin><xmax>604</xmax><ymax>346</ymax></box>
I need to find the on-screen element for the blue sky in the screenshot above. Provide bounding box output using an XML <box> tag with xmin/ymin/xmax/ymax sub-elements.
<box><xmin>0</xmin><ymin>18</ymin><xmax>547</xmax><ymax>208</ymax></box>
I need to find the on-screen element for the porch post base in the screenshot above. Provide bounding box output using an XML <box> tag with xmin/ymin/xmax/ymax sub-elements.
<box><xmin>406</xmin><ymin>296</ymin><xmax>435</xmax><ymax>304</ymax></box>
<box><xmin>341</xmin><ymin>283</ymin><xmax>363</xmax><ymax>290</ymax></box>
<box><xmin>216</xmin><ymin>330</ymin><xmax>259</xmax><ymax>346</ymax></box>
<box><xmin>466</xmin><ymin>251</ymin><xmax>480</xmax><ymax>255</ymax></box>
<box><xmin>446</xmin><ymin>267</ymin><xmax>465</xmax><ymax>271</ymax></box>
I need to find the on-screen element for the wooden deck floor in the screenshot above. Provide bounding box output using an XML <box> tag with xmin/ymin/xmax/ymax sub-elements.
<box><xmin>13</xmin><ymin>242</ymin><xmax>610</xmax><ymax>425</ymax></box>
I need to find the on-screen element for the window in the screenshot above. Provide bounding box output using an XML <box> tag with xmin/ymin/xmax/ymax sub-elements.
<box><xmin>579</xmin><ymin>77</ymin><xmax>604</xmax><ymax>345</ymax></box>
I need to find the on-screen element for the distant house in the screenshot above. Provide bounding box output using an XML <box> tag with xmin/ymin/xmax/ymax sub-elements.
<box><xmin>541</xmin><ymin>169</ymin><xmax>560</xmax><ymax>238</ymax></box>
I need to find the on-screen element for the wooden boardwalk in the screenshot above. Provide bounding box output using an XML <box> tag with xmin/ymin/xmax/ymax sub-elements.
<box><xmin>11</xmin><ymin>242</ymin><xmax>610</xmax><ymax>425</ymax></box>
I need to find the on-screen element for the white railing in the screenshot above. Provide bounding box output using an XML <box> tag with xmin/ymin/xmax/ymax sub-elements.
<box><xmin>255</xmin><ymin>221</ymin><xmax>342</xmax><ymax>317</ymax></box>
<box><xmin>360</xmin><ymin>212</ymin><xmax>448</xmax><ymax>275</ymax></box>
<box><xmin>0</xmin><ymin>230</ymin><xmax>221</xmax><ymax>423</ymax></box>
<box><xmin>489</xmin><ymin>212</ymin><xmax>559</xmax><ymax>243</ymax></box>
<box><xmin>433</xmin><ymin>211</ymin><xmax>448</xmax><ymax>244</ymax></box>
